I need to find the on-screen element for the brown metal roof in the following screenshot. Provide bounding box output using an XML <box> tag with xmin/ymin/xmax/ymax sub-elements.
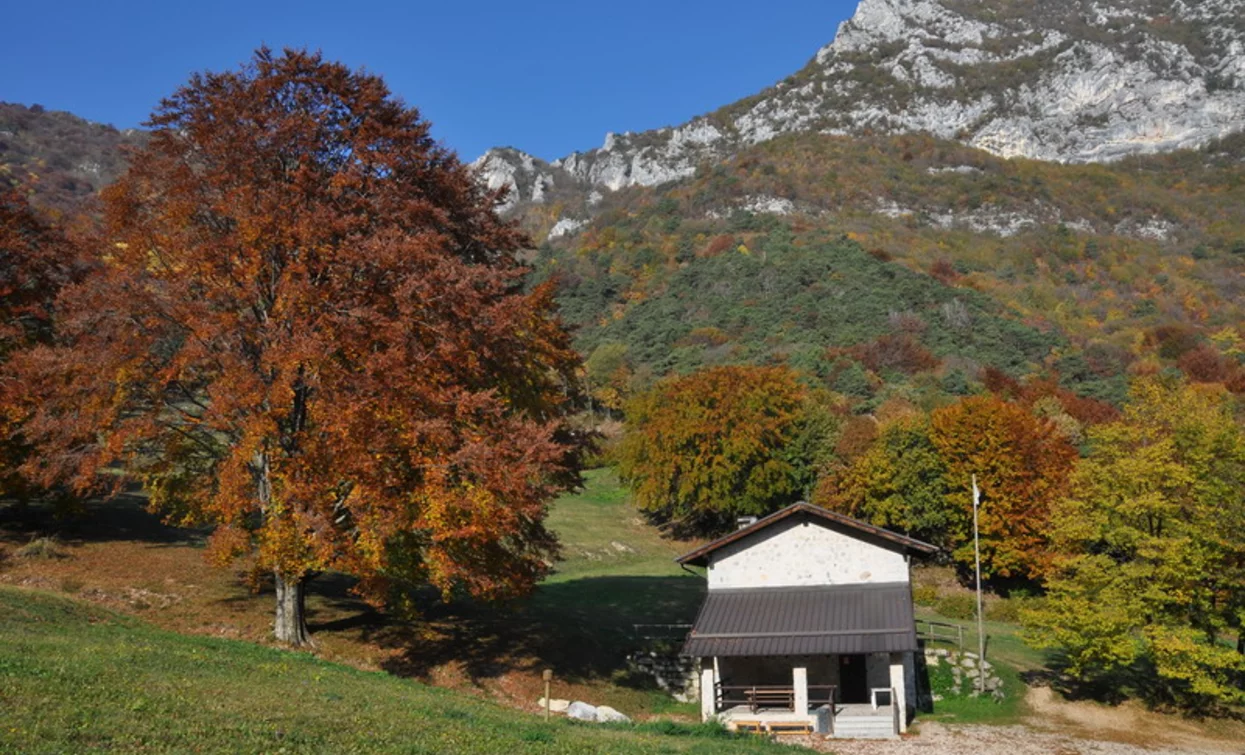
<box><xmin>681</xmin><ymin>582</ymin><xmax>918</xmax><ymax>658</ymax></box>
<box><xmin>676</xmin><ymin>502</ymin><xmax>937</xmax><ymax>568</ymax></box>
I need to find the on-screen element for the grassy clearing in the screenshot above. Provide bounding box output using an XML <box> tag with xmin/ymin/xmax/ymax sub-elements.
<box><xmin>0</xmin><ymin>471</ymin><xmax>710</xmax><ymax>719</ymax></box>
<box><xmin>544</xmin><ymin>468</ymin><xmax>696</xmax><ymax>582</ymax></box>
<box><xmin>914</xmin><ymin>605</ymin><xmax>1048</xmax><ymax>673</ymax></box>
<box><xmin>0</xmin><ymin>586</ymin><xmax>800</xmax><ymax>754</ymax></box>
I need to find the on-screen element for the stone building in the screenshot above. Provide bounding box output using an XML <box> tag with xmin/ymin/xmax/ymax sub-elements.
<box><xmin>677</xmin><ymin>502</ymin><xmax>937</xmax><ymax>737</ymax></box>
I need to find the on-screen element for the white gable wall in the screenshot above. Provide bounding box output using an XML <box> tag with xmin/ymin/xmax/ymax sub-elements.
<box><xmin>708</xmin><ymin>515</ymin><xmax>909</xmax><ymax>590</ymax></box>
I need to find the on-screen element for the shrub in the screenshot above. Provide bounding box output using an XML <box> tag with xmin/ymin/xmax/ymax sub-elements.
<box><xmin>912</xmin><ymin>584</ymin><xmax>939</xmax><ymax>607</ymax></box>
<box><xmin>852</xmin><ymin>334</ymin><xmax>941</xmax><ymax>375</ymax></box>
<box><xmin>985</xmin><ymin>597</ymin><xmax>1019</xmax><ymax>623</ymax></box>
<box><xmin>986</xmin><ymin>595</ymin><xmax>1043</xmax><ymax>623</ymax></box>
<box><xmin>16</xmin><ymin>536</ymin><xmax>67</xmax><ymax>560</ymax></box>
<box><xmin>935</xmin><ymin>593</ymin><xmax>978</xmax><ymax>620</ymax></box>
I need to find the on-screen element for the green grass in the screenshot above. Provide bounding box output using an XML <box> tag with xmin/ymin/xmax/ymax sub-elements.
<box><xmin>919</xmin><ymin>655</ymin><xmax>1028</xmax><ymax>726</ymax></box>
<box><xmin>911</xmin><ymin>605</ymin><xmax>1044</xmax><ymax>725</ymax></box>
<box><xmin>512</xmin><ymin>469</ymin><xmax>706</xmax><ymax>714</ymax></box>
<box><xmin>537</xmin><ymin>469</ymin><xmax>705</xmax><ymax>644</ymax></box>
<box><xmin>914</xmin><ymin>605</ymin><xmax>1047</xmax><ymax>672</ymax></box>
<box><xmin>544</xmin><ymin>468</ymin><xmax>695</xmax><ymax>582</ymax></box>
<box><xmin>0</xmin><ymin>586</ymin><xmax>803</xmax><ymax>754</ymax></box>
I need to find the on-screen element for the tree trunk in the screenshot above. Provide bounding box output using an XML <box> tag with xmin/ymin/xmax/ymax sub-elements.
<box><xmin>274</xmin><ymin>571</ymin><xmax>311</xmax><ymax>646</ymax></box>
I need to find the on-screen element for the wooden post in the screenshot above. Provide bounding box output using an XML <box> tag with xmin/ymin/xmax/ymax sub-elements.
<box><xmin>542</xmin><ymin>669</ymin><xmax>552</xmax><ymax>720</ymax></box>
<box><xmin>972</xmin><ymin>475</ymin><xmax>986</xmax><ymax>695</ymax></box>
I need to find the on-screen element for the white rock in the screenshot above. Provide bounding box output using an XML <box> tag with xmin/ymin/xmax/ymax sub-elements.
<box><xmin>566</xmin><ymin>701</ymin><xmax>598</xmax><ymax>721</ymax></box>
<box><xmin>548</xmin><ymin>217</ymin><xmax>587</xmax><ymax>239</ymax></box>
<box><xmin>595</xmin><ymin>705</ymin><xmax>631</xmax><ymax>723</ymax></box>
<box><xmin>538</xmin><ymin>698</ymin><xmax>571</xmax><ymax>713</ymax></box>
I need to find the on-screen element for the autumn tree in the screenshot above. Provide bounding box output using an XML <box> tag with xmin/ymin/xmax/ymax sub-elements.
<box><xmin>0</xmin><ymin>189</ymin><xmax>87</xmax><ymax>503</ymax></box>
<box><xmin>1025</xmin><ymin>379</ymin><xmax>1245</xmax><ymax>709</ymax></box>
<box><xmin>929</xmin><ymin>395</ymin><xmax>1077</xmax><ymax>579</ymax></box>
<box><xmin>815</xmin><ymin>415</ymin><xmax>953</xmax><ymax>549</ymax></box>
<box><xmin>617</xmin><ymin>365</ymin><xmax>816</xmax><ymax>534</ymax></box>
<box><xmin>13</xmin><ymin>49</ymin><xmax>580</xmax><ymax>645</ymax></box>
<box><xmin>583</xmin><ymin>341</ymin><xmax>632</xmax><ymax>418</ymax></box>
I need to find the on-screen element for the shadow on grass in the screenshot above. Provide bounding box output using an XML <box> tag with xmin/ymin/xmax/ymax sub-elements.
<box><xmin>1</xmin><ymin>493</ymin><xmax>208</xmax><ymax>548</ymax></box>
<box><xmin>375</xmin><ymin>575</ymin><xmax>706</xmax><ymax>685</ymax></box>
<box><xmin>3</xmin><ymin>495</ymin><xmax>706</xmax><ymax>691</ymax></box>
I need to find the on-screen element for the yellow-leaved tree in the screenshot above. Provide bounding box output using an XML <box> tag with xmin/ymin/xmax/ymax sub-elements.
<box><xmin>1024</xmin><ymin>378</ymin><xmax>1245</xmax><ymax>709</ymax></box>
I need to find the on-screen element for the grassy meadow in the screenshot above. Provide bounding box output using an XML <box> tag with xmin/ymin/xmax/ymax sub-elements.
<box><xmin>0</xmin><ymin>469</ymin><xmax>710</xmax><ymax>723</ymax></box>
<box><xmin>0</xmin><ymin>586</ymin><xmax>799</xmax><ymax>754</ymax></box>
<box><xmin>11</xmin><ymin>467</ymin><xmax>1241</xmax><ymax>751</ymax></box>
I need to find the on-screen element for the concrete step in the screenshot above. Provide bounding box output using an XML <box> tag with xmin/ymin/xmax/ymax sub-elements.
<box><xmin>832</xmin><ymin>718</ymin><xmax>897</xmax><ymax>739</ymax></box>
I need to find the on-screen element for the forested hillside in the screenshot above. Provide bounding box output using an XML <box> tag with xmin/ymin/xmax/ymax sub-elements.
<box><xmin>525</xmin><ymin>131</ymin><xmax>1245</xmax><ymax>410</ymax></box>
<box><xmin>0</xmin><ymin>103</ymin><xmax>144</xmax><ymax>215</ymax></box>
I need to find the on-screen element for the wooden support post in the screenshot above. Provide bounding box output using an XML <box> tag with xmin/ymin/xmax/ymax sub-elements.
<box><xmin>542</xmin><ymin>669</ymin><xmax>552</xmax><ymax>721</ymax></box>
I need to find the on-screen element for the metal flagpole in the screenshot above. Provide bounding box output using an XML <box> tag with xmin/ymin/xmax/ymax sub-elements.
<box><xmin>972</xmin><ymin>474</ymin><xmax>986</xmax><ymax>695</ymax></box>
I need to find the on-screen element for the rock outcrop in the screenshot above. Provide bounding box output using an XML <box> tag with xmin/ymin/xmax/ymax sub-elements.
<box><xmin>473</xmin><ymin>0</ymin><xmax>1245</xmax><ymax>204</ymax></box>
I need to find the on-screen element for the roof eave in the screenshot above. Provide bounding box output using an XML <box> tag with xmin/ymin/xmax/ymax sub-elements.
<box><xmin>674</xmin><ymin>502</ymin><xmax>939</xmax><ymax>566</ymax></box>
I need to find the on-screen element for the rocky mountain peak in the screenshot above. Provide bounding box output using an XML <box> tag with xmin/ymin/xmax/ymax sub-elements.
<box><xmin>476</xmin><ymin>0</ymin><xmax>1245</xmax><ymax>207</ymax></box>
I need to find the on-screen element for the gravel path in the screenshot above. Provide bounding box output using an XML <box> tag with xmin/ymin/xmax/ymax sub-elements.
<box><xmin>787</xmin><ymin>722</ymin><xmax>1235</xmax><ymax>755</ymax></box>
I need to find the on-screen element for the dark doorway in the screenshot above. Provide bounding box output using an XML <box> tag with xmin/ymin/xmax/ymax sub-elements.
<box><xmin>839</xmin><ymin>654</ymin><xmax>868</xmax><ymax>703</ymax></box>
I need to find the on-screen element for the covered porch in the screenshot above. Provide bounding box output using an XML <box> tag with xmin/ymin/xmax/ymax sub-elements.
<box><xmin>704</xmin><ymin>653</ymin><xmax>907</xmax><ymax>737</ymax></box>
<box><xmin>683</xmin><ymin>583</ymin><xmax>919</xmax><ymax>738</ymax></box>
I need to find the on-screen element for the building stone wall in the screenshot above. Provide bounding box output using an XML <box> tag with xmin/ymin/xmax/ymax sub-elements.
<box><xmin>708</xmin><ymin>516</ymin><xmax>909</xmax><ymax>590</ymax></box>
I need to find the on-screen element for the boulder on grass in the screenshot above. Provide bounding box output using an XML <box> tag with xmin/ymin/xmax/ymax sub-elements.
<box><xmin>537</xmin><ymin>698</ymin><xmax>571</xmax><ymax>713</ymax></box>
<box><xmin>595</xmin><ymin>705</ymin><xmax>630</xmax><ymax>723</ymax></box>
<box><xmin>566</xmin><ymin>701</ymin><xmax>598</xmax><ymax>721</ymax></box>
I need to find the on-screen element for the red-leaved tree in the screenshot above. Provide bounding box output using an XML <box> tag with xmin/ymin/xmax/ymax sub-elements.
<box><xmin>0</xmin><ymin>189</ymin><xmax>89</xmax><ymax>503</ymax></box>
<box><xmin>13</xmin><ymin>49</ymin><xmax>580</xmax><ymax>645</ymax></box>
<box><xmin>930</xmin><ymin>395</ymin><xmax>1077</xmax><ymax>579</ymax></box>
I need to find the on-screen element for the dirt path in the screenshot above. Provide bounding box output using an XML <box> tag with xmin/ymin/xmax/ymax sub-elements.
<box><xmin>1021</xmin><ymin>686</ymin><xmax>1242</xmax><ymax>754</ymax></box>
<box><xmin>788</xmin><ymin>686</ymin><xmax>1244</xmax><ymax>755</ymax></box>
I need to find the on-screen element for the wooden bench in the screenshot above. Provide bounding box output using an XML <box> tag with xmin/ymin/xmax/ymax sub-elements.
<box><xmin>731</xmin><ymin>720</ymin><xmax>765</xmax><ymax>733</ymax></box>
<box><xmin>744</xmin><ymin>688</ymin><xmax>794</xmax><ymax>712</ymax></box>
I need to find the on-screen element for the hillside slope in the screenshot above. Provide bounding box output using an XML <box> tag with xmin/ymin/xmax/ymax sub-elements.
<box><xmin>0</xmin><ymin>585</ymin><xmax>791</xmax><ymax>754</ymax></box>
<box><xmin>526</xmin><ymin>131</ymin><xmax>1245</xmax><ymax>404</ymax></box>
<box><xmin>0</xmin><ymin>102</ymin><xmax>144</xmax><ymax>214</ymax></box>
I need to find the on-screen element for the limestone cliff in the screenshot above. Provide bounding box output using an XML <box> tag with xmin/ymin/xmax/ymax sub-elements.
<box><xmin>473</xmin><ymin>0</ymin><xmax>1245</xmax><ymax>205</ymax></box>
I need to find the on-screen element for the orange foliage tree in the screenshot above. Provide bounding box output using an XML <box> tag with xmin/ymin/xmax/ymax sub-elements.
<box><xmin>930</xmin><ymin>395</ymin><xmax>1077</xmax><ymax>579</ymax></box>
<box><xmin>12</xmin><ymin>50</ymin><xmax>580</xmax><ymax>645</ymax></box>
<box><xmin>617</xmin><ymin>365</ymin><xmax>810</xmax><ymax>534</ymax></box>
<box><xmin>0</xmin><ymin>189</ymin><xmax>88</xmax><ymax>503</ymax></box>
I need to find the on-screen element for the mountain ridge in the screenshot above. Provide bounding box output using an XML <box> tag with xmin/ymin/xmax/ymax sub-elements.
<box><xmin>474</xmin><ymin>0</ymin><xmax>1245</xmax><ymax>211</ymax></box>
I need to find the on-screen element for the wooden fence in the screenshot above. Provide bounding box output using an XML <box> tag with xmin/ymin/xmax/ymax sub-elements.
<box><xmin>915</xmin><ymin>618</ymin><xmax>965</xmax><ymax>650</ymax></box>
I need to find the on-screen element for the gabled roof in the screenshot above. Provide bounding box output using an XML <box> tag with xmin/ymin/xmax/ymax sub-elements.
<box><xmin>681</xmin><ymin>582</ymin><xmax>918</xmax><ymax>657</ymax></box>
<box><xmin>675</xmin><ymin>502</ymin><xmax>938</xmax><ymax>567</ymax></box>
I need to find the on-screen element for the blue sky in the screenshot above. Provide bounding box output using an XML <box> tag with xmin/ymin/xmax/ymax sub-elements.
<box><xmin>1</xmin><ymin>1</ymin><xmax>859</xmax><ymax>161</ymax></box>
